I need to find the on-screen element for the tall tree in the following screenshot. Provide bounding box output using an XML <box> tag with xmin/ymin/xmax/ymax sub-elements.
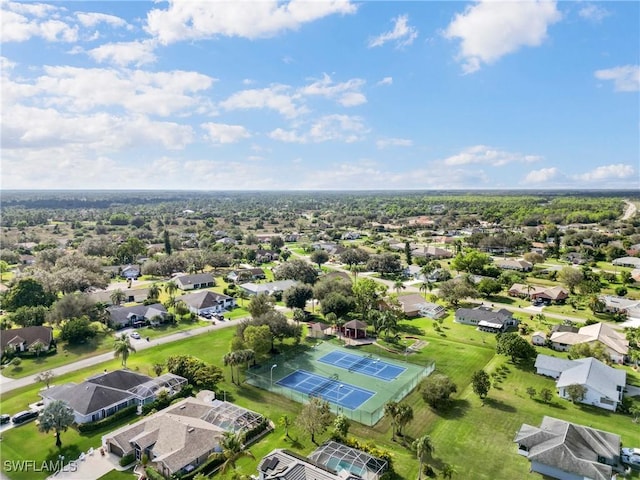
<box><xmin>247</xmin><ymin>293</ymin><xmax>275</xmax><ymax>318</ymax></box>
<box><xmin>113</xmin><ymin>333</ymin><xmax>136</xmax><ymax>367</ymax></box>
<box><xmin>421</xmin><ymin>374</ymin><xmax>457</xmax><ymax>409</ymax></box>
<box><xmin>296</xmin><ymin>397</ymin><xmax>332</xmax><ymax>444</ymax></box>
<box><xmin>384</xmin><ymin>401</ymin><xmax>399</xmax><ymax>440</ymax></box>
<box><xmin>566</xmin><ymin>384</ymin><xmax>587</xmax><ymax>403</ymax></box>
<box><xmin>310</xmin><ymin>250</ymin><xmax>330</xmax><ymax>270</ymax></box>
<box><xmin>35</xmin><ymin>370</ymin><xmax>55</xmax><ymax>389</ymax></box>
<box><xmin>283</xmin><ymin>284</ymin><xmax>313</xmax><ymax>310</ymax></box>
<box><xmin>164</xmin><ymin>281</ymin><xmax>177</xmax><ymax>303</ymax></box>
<box><xmin>471</xmin><ymin>370</ymin><xmax>491</xmax><ymax>399</ymax></box>
<box><xmin>164</xmin><ymin>230</ymin><xmax>172</xmax><ymax>255</ymax></box>
<box><xmin>412</xmin><ymin>435</ymin><xmax>434</xmax><ymax>480</ymax></box>
<box><xmin>4</xmin><ymin>278</ymin><xmax>56</xmax><ymax>311</ymax></box>
<box><xmin>147</xmin><ymin>283</ymin><xmax>161</xmax><ymax>301</ymax></box>
<box><xmin>495</xmin><ymin>333</ymin><xmax>537</xmax><ymax>363</ymax></box>
<box><xmin>395</xmin><ymin>403</ymin><xmax>414</xmax><ymax>437</ymax></box>
<box><xmin>38</xmin><ymin>400</ymin><xmax>75</xmax><ymax>449</ymax></box>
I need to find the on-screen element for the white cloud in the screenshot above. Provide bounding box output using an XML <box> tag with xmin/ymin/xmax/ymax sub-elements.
<box><xmin>376</xmin><ymin>77</ymin><xmax>393</xmax><ymax>86</ymax></box>
<box><xmin>444</xmin><ymin>0</ymin><xmax>561</xmax><ymax>74</ymax></box>
<box><xmin>88</xmin><ymin>40</ymin><xmax>157</xmax><ymax>67</ymax></box>
<box><xmin>443</xmin><ymin>145</ymin><xmax>542</xmax><ymax>166</ymax></box>
<box><xmin>578</xmin><ymin>4</ymin><xmax>610</xmax><ymax>23</ymax></box>
<box><xmin>376</xmin><ymin>137</ymin><xmax>413</xmax><ymax>149</ymax></box>
<box><xmin>220</xmin><ymin>85</ymin><xmax>306</xmax><ymax>118</ymax></box>
<box><xmin>300</xmin><ymin>73</ymin><xmax>366</xmax><ymax>107</ymax></box>
<box><xmin>269</xmin><ymin>114</ymin><xmax>368</xmax><ymax>144</ymax></box>
<box><xmin>145</xmin><ymin>0</ymin><xmax>357</xmax><ymax>44</ymax></box>
<box><xmin>369</xmin><ymin>14</ymin><xmax>418</xmax><ymax>48</ymax></box>
<box><xmin>1</xmin><ymin>3</ymin><xmax>79</xmax><ymax>42</ymax></box>
<box><xmin>201</xmin><ymin>122</ymin><xmax>251</xmax><ymax>144</ymax></box>
<box><xmin>523</xmin><ymin>167</ymin><xmax>558</xmax><ymax>183</ymax></box>
<box><xmin>594</xmin><ymin>65</ymin><xmax>640</xmax><ymax>92</ymax></box>
<box><xmin>242</xmin><ymin>79</ymin><xmax>255</xmax><ymax>85</ymax></box>
<box><xmin>574</xmin><ymin>164</ymin><xmax>636</xmax><ymax>182</ymax></box>
<box><xmin>10</xmin><ymin>66</ymin><xmax>215</xmax><ymax>117</ymax></box>
<box><xmin>75</xmin><ymin>12</ymin><xmax>128</xmax><ymax>28</ymax></box>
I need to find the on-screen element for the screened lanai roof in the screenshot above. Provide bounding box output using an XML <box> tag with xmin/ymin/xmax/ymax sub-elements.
<box><xmin>200</xmin><ymin>399</ymin><xmax>264</xmax><ymax>433</ymax></box>
<box><xmin>128</xmin><ymin>373</ymin><xmax>187</xmax><ymax>399</ymax></box>
<box><xmin>309</xmin><ymin>441</ymin><xmax>388</xmax><ymax>480</ymax></box>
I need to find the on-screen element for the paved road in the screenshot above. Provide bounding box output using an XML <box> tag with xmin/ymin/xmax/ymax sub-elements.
<box><xmin>0</xmin><ymin>318</ymin><xmax>243</xmax><ymax>394</ymax></box>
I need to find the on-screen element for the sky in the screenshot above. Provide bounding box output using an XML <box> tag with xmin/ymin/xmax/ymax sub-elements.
<box><xmin>1</xmin><ymin>0</ymin><xmax>639</xmax><ymax>191</ymax></box>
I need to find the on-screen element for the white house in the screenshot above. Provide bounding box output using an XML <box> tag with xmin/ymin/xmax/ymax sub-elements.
<box><xmin>534</xmin><ymin>355</ymin><xmax>626</xmax><ymax>411</ymax></box>
<box><xmin>531</xmin><ymin>331</ymin><xmax>547</xmax><ymax>346</ymax></box>
<box><xmin>178</xmin><ymin>290</ymin><xmax>235</xmax><ymax>315</ymax></box>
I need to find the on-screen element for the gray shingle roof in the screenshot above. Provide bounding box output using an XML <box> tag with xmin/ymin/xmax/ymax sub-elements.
<box><xmin>0</xmin><ymin>326</ymin><xmax>53</xmax><ymax>353</ymax></box>
<box><xmin>178</xmin><ymin>290</ymin><xmax>233</xmax><ymax>309</ymax></box>
<box><xmin>44</xmin><ymin>382</ymin><xmax>133</xmax><ymax>415</ymax></box>
<box><xmin>514</xmin><ymin>416</ymin><xmax>620</xmax><ymax>480</ymax></box>
<box><xmin>107</xmin><ymin>303</ymin><xmax>167</xmax><ymax>325</ymax></box>
<box><xmin>175</xmin><ymin>273</ymin><xmax>215</xmax><ymax>288</ymax></box>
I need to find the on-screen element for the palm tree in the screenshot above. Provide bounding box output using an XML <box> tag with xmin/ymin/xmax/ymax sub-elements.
<box><xmin>412</xmin><ymin>435</ymin><xmax>433</xmax><ymax>480</ymax></box>
<box><xmin>39</xmin><ymin>400</ymin><xmax>75</xmax><ymax>449</ymax></box>
<box><xmin>113</xmin><ymin>333</ymin><xmax>136</xmax><ymax>368</ymax></box>
<box><xmin>164</xmin><ymin>281</ymin><xmax>178</xmax><ymax>303</ymax></box>
<box><xmin>223</xmin><ymin>351</ymin><xmax>240</xmax><ymax>384</ymax></box>
<box><xmin>419</xmin><ymin>282</ymin><xmax>429</xmax><ymax>300</ymax></box>
<box><xmin>395</xmin><ymin>403</ymin><xmax>413</xmax><ymax>438</ymax></box>
<box><xmin>384</xmin><ymin>401</ymin><xmax>399</xmax><ymax>440</ymax></box>
<box><xmin>217</xmin><ymin>431</ymin><xmax>255</xmax><ymax>473</ymax></box>
<box><xmin>293</xmin><ymin>308</ymin><xmax>306</xmax><ymax>325</ymax></box>
<box><xmin>380</xmin><ymin>310</ymin><xmax>399</xmax><ymax>340</ymax></box>
<box><xmin>393</xmin><ymin>280</ymin><xmax>406</xmax><ymax>295</ymax></box>
<box><xmin>147</xmin><ymin>283</ymin><xmax>161</xmax><ymax>301</ymax></box>
<box><xmin>110</xmin><ymin>288</ymin><xmax>126</xmax><ymax>306</ymax></box>
<box><xmin>441</xmin><ymin>463</ymin><xmax>456</xmax><ymax>479</ymax></box>
<box><xmin>238</xmin><ymin>289</ymin><xmax>249</xmax><ymax>308</ymax></box>
<box><xmin>279</xmin><ymin>415</ymin><xmax>292</xmax><ymax>439</ymax></box>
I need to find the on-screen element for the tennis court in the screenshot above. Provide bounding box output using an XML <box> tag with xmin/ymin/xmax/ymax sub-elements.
<box><xmin>246</xmin><ymin>342</ymin><xmax>435</xmax><ymax>426</ymax></box>
<box><xmin>276</xmin><ymin>370</ymin><xmax>374</xmax><ymax>410</ymax></box>
<box><xmin>318</xmin><ymin>350</ymin><xmax>406</xmax><ymax>381</ymax></box>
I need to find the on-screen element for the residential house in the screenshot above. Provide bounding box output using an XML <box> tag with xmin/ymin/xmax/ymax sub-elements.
<box><xmin>121</xmin><ymin>265</ymin><xmax>141</xmax><ymax>280</ymax></box>
<box><xmin>258</xmin><ymin>442</ymin><xmax>388</xmax><ymax>480</ymax></box>
<box><xmin>0</xmin><ymin>326</ymin><xmax>54</xmax><ymax>356</ymax></box>
<box><xmin>531</xmin><ymin>331</ymin><xmax>547</xmax><ymax>346</ymax></box>
<box><xmin>216</xmin><ymin>237</ymin><xmax>237</xmax><ymax>246</ymax></box>
<box><xmin>239</xmin><ymin>280</ymin><xmax>297</xmax><ymax>296</ymax></box>
<box><xmin>454</xmin><ymin>307</ymin><xmax>518</xmax><ymax>333</ymax></box>
<box><xmin>308</xmin><ymin>322</ymin><xmax>330</xmax><ymax>339</ymax></box>
<box><xmin>178</xmin><ymin>290</ymin><xmax>235</xmax><ymax>315</ymax></box>
<box><xmin>598</xmin><ymin>295</ymin><xmax>640</xmax><ymax>317</ymax></box>
<box><xmin>104</xmin><ymin>396</ymin><xmax>264</xmax><ymax>479</ymax></box>
<box><xmin>255</xmin><ymin>250</ymin><xmax>279</xmax><ymax>263</ymax></box>
<box><xmin>514</xmin><ymin>416</ymin><xmax>622</xmax><ymax>480</ymax></box>
<box><xmin>87</xmin><ymin>287</ymin><xmax>150</xmax><ymax>305</ymax></box>
<box><xmin>508</xmin><ymin>283</ymin><xmax>569</xmax><ymax>303</ymax></box>
<box><xmin>564</xmin><ymin>252</ymin><xmax>586</xmax><ymax>265</ymax></box>
<box><xmin>284</xmin><ymin>234</ymin><xmax>301</xmax><ymax>242</ymax></box>
<box><xmin>397</xmin><ymin>294</ymin><xmax>446</xmax><ymax>319</ymax></box>
<box><xmin>411</xmin><ymin>245</ymin><xmax>453</xmax><ymax>259</ymax></box>
<box><xmin>107</xmin><ymin>303</ymin><xmax>168</xmax><ymax>328</ymax></box>
<box><xmin>312</xmin><ymin>242</ymin><xmax>345</xmax><ymax>255</ymax></box>
<box><xmin>341</xmin><ymin>232</ymin><xmax>361</xmax><ymax>240</ymax></box>
<box><xmin>534</xmin><ymin>355</ymin><xmax>626</xmax><ymax>411</ymax></box>
<box><xmin>549</xmin><ymin>322</ymin><xmax>629</xmax><ymax>364</ymax></box>
<box><xmin>226</xmin><ymin>268</ymin><xmax>266</xmax><ymax>284</ymax></box>
<box><xmin>612</xmin><ymin>256</ymin><xmax>640</xmax><ymax>268</ymax></box>
<box><xmin>42</xmin><ymin>370</ymin><xmax>186</xmax><ymax>424</ymax></box>
<box><xmin>495</xmin><ymin>259</ymin><xmax>533</xmax><ymax>272</ymax></box>
<box><xmin>174</xmin><ymin>273</ymin><xmax>215</xmax><ymax>291</ymax></box>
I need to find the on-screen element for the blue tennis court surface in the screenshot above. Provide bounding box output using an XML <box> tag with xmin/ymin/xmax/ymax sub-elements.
<box><xmin>276</xmin><ymin>370</ymin><xmax>374</xmax><ymax>410</ymax></box>
<box><xmin>318</xmin><ymin>350</ymin><xmax>406</xmax><ymax>381</ymax></box>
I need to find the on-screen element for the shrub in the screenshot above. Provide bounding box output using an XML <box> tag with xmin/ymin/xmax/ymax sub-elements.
<box><xmin>144</xmin><ymin>467</ymin><xmax>165</xmax><ymax>480</ymax></box>
<box><xmin>119</xmin><ymin>453</ymin><xmax>135</xmax><ymax>467</ymax></box>
<box><xmin>77</xmin><ymin>405</ymin><xmax>137</xmax><ymax>433</ymax></box>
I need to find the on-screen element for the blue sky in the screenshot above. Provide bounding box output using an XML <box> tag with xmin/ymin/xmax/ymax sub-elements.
<box><xmin>1</xmin><ymin>0</ymin><xmax>638</xmax><ymax>190</ymax></box>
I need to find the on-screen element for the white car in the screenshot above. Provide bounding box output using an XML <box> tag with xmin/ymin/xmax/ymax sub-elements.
<box><xmin>622</xmin><ymin>448</ymin><xmax>640</xmax><ymax>466</ymax></box>
<box><xmin>129</xmin><ymin>331</ymin><xmax>141</xmax><ymax>340</ymax></box>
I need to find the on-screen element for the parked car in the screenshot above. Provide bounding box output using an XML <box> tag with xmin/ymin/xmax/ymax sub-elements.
<box><xmin>129</xmin><ymin>331</ymin><xmax>141</xmax><ymax>340</ymax></box>
<box><xmin>0</xmin><ymin>414</ymin><xmax>10</xmax><ymax>425</ymax></box>
<box><xmin>622</xmin><ymin>448</ymin><xmax>640</xmax><ymax>466</ymax></box>
<box><xmin>11</xmin><ymin>410</ymin><xmax>39</xmax><ymax>425</ymax></box>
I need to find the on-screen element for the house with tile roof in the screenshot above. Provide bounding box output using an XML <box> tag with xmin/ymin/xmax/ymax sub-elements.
<box><xmin>514</xmin><ymin>416</ymin><xmax>622</xmax><ymax>480</ymax></box>
<box><xmin>239</xmin><ymin>280</ymin><xmax>297</xmax><ymax>296</ymax></box>
<box><xmin>495</xmin><ymin>259</ymin><xmax>533</xmax><ymax>271</ymax></box>
<box><xmin>508</xmin><ymin>283</ymin><xmax>569</xmax><ymax>303</ymax></box>
<box><xmin>534</xmin><ymin>355</ymin><xmax>626</xmax><ymax>411</ymax></box>
<box><xmin>549</xmin><ymin>322</ymin><xmax>629</xmax><ymax>364</ymax></box>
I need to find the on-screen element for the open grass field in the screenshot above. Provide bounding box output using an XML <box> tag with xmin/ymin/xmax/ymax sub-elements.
<box><xmin>1</xmin><ymin>313</ymin><xmax>638</xmax><ymax>480</ymax></box>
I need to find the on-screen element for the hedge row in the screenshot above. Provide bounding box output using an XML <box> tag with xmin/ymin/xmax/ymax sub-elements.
<box><xmin>76</xmin><ymin>405</ymin><xmax>137</xmax><ymax>433</ymax></box>
<box><xmin>119</xmin><ymin>453</ymin><xmax>135</xmax><ymax>467</ymax></box>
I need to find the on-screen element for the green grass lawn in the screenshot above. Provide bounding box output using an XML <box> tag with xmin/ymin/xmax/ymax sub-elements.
<box><xmin>97</xmin><ymin>469</ymin><xmax>134</xmax><ymax>480</ymax></box>
<box><xmin>2</xmin><ymin>313</ymin><xmax>639</xmax><ymax>480</ymax></box>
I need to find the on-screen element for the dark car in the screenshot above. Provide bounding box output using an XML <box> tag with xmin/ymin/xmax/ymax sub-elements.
<box><xmin>0</xmin><ymin>414</ymin><xmax>10</xmax><ymax>425</ymax></box>
<box><xmin>11</xmin><ymin>410</ymin><xmax>39</xmax><ymax>425</ymax></box>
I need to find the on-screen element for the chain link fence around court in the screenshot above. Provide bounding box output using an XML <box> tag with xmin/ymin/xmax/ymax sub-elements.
<box><xmin>245</xmin><ymin>342</ymin><xmax>435</xmax><ymax>426</ymax></box>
